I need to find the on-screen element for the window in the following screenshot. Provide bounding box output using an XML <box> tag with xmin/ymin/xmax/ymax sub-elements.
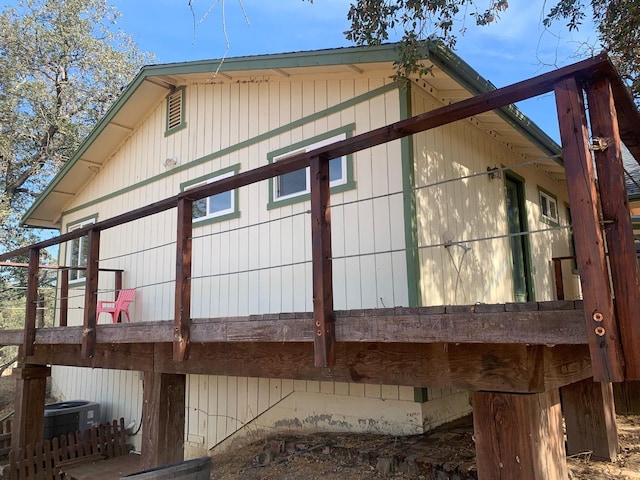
<box><xmin>539</xmin><ymin>188</ymin><xmax>559</xmax><ymax>225</ymax></box>
<box><xmin>181</xmin><ymin>165</ymin><xmax>240</xmax><ymax>225</ymax></box>
<box><xmin>67</xmin><ymin>217</ymin><xmax>96</xmax><ymax>283</ymax></box>
<box><xmin>269</xmin><ymin>126</ymin><xmax>355</xmax><ymax>208</ymax></box>
<box><xmin>165</xmin><ymin>87</ymin><xmax>186</xmax><ymax>136</ymax></box>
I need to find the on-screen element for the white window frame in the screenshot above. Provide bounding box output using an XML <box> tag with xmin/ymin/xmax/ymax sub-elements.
<box><xmin>189</xmin><ymin>170</ymin><xmax>236</xmax><ymax>222</ymax></box>
<box><xmin>539</xmin><ymin>189</ymin><xmax>559</xmax><ymax>224</ymax></box>
<box><xmin>274</xmin><ymin>133</ymin><xmax>347</xmax><ymax>202</ymax></box>
<box><xmin>67</xmin><ymin>218</ymin><xmax>96</xmax><ymax>283</ymax></box>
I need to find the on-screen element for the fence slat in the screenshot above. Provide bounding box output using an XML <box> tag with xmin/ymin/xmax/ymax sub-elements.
<box><xmin>118</xmin><ymin>418</ymin><xmax>127</xmax><ymax>456</ymax></box>
<box><xmin>44</xmin><ymin>440</ymin><xmax>53</xmax><ymax>480</ymax></box>
<box><xmin>7</xmin><ymin>418</ymin><xmax>130</xmax><ymax>479</ymax></box>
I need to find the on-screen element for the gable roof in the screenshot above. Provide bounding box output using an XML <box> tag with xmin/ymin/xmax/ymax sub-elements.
<box><xmin>23</xmin><ymin>43</ymin><xmax>561</xmax><ymax>229</ymax></box>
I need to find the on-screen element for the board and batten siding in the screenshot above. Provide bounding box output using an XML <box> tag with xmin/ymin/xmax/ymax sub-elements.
<box><xmin>410</xmin><ymin>85</ymin><xmax>578</xmax><ymax>305</ymax></box>
<box><xmin>52</xmin><ymin>74</ymin><xmax>457</xmax><ymax>455</ymax></box>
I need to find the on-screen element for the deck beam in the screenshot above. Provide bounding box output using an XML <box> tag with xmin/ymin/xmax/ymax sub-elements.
<box><xmin>561</xmin><ymin>378</ymin><xmax>618</xmax><ymax>461</ymax></box>
<box><xmin>23</xmin><ymin>341</ymin><xmax>591</xmax><ymax>393</ymax></box>
<box><xmin>11</xmin><ymin>365</ymin><xmax>50</xmax><ymax>453</ymax></box>
<box><xmin>554</xmin><ymin>77</ymin><xmax>624</xmax><ymax>382</ymax></box>
<box><xmin>586</xmin><ymin>77</ymin><xmax>640</xmax><ymax>379</ymax></box>
<box><xmin>310</xmin><ymin>154</ymin><xmax>336</xmax><ymax>367</ymax></box>
<box><xmin>473</xmin><ymin>389</ymin><xmax>567</xmax><ymax>480</ymax></box>
<box><xmin>141</xmin><ymin>372</ymin><xmax>186</xmax><ymax>470</ymax></box>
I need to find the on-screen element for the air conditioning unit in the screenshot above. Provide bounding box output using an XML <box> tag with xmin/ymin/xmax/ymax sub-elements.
<box><xmin>43</xmin><ymin>400</ymin><xmax>100</xmax><ymax>440</ymax></box>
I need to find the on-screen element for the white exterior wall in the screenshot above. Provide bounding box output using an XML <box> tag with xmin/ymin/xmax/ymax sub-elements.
<box><xmin>411</xmin><ymin>86</ymin><xmax>578</xmax><ymax>305</ymax></box>
<box><xmin>52</xmin><ymin>73</ymin><xmax>447</xmax><ymax>454</ymax></box>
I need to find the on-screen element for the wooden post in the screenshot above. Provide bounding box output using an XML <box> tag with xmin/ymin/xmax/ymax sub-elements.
<box><xmin>59</xmin><ymin>269</ymin><xmax>69</xmax><ymax>327</ymax></box>
<box><xmin>613</xmin><ymin>381</ymin><xmax>640</xmax><ymax>414</ymax></box>
<box><xmin>141</xmin><ymin>372</ymin><xmax>186</xmax><ymax>469</ymax></box>
<box><xmin>586</xmin><ymin>77</ymin><xmax>640</xmax><ymax>380</ymax></box>
<box><xmin>174</xmin><ymin>198</ymin><xmax>192</xmax><ymax>362</ymax></box>
<box><xmin>554</xmin><ymin>77</ymin><xmax>624</xmax><ymax>382</ymax></box>
<box><xmin>561</xmin><ymin>378</ymin><xmax>618</xmax><ymax>461</ymax></box>
<box><xmin>81</xmin><ymin>229</ymin><xmax>100</xmax><ymax>359</ymax></box>
<box><xmin>473</xmin><ymin>389</ymin><xmax>567</xmax><ymax>480</ymax></box>
<box><xmin>36</xmin><ymin>294</ymin><xmax>45</xmax><ymax>328</ymax></box>
<box><xmin>553</xmin><ymin>258</ymin><xmax>564</xmax><ymax>300</ymax></box>
<box><xmin>310</xmin><ymin>154</ymin><xmax>335</xmax><ymax>367</ymax></box>
<box><xmin>114</xmin><ymin>270</ymin><xmax>123</xmax><ymax>323</ymax></box>
<box><xmin>24</xmin><ymin>248</ymin><xmax>39</xmax><ymax>357</ymax></box>
<box><xmin>11</xmin><ymin>365</ymin><xmax>51</xmax><ymax>452</ymax></box>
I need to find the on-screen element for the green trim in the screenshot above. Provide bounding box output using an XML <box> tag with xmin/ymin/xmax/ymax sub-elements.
<box><xmin>66</xmin><ymin>213</ymin><xmax>99</xmax><ymax>229</ymax></box>
<box><xmin>399</xmin><ymin>84</ymin><xmax>421</xmax><ymax>307</ymax></box>
<box><xmin>164</xmin><ymin>86</ymin><xmax>187</xmax><ymax>137</ymax></box>
<box><xmin>413</xmin><ymin>387</ymin><xmax>428</xmax><ymax>403</ymax></box>
<box><xmin>537</xmin><ymin>185</ymin><xmax>560</xmax><ymax>227</ymax></box>
<box><xmin>266</xmin><ymin>125</ymin><xmax>357</xmax><ymax>210</ymax></box>
<box><xmin>504</xmin><ymin>174</ymin><xmax>535</xmax><ymax>302</ymax></box>
<box><xmin>25</xmin><ymin>42</ymin><xmax>561</xmax><ymax>227</ymax></box>
<box><xmin>180</xmin><ymin>164</ymin><xmax>241</xmax><ymax>226</ymax></box>
<box><xmin>179</xmin><ymin>163</ymin><xmax>239</xmax><ymax>190</ymax></box>
<box><xmin>61</xmin><ymin>83</ymin><xmax>397</xmax><ymax>218</ymax></box>
<box><xmin>426</xmin><ymin>43</ymin><xmax>562</xmax><ymax>162</ymax></box>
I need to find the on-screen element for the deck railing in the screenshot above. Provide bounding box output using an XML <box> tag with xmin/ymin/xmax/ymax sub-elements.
<box><xmin>0</xmin><ymin>54</ymin><xmax>638</xmax><ymax>381</ymax></box>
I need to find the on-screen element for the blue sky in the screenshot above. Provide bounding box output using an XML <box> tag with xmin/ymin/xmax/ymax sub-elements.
<box><xmin>1</xmin><ymin>0</ymin><xmax>600</xmax><ymax>140</ymax></box>
<box><xmin>107</xmin><ymin>0</ymin><xmax>600</xmax><ymax>141</ymax></box>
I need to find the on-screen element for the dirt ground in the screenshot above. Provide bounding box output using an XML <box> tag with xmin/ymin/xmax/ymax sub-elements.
<box><xmin>0</xmin><ymin>374</ymin><xmax>638</xmax><ymax>479</ymax></box>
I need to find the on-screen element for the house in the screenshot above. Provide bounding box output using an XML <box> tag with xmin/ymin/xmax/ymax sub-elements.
<box><xmin>22</xmin><ymin>43</ymin><xmax>577</xmax><ymax>457</ymax></box>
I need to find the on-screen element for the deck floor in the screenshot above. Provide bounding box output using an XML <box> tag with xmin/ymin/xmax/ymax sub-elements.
<box><xmin>62</xmin><ymin>454</ymin><xmax>141</xmax><ymax>479</ymax></box>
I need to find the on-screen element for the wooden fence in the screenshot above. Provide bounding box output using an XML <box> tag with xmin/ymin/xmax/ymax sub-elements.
<box><xmin>8</xmin><ymin>418</ymin><xmax>130</xmax><ymax>480</ymax></box>
<box><xmin>0</xmin><ymin>419</ymin><xmax>12</xmax><ymax>457</ymax></box>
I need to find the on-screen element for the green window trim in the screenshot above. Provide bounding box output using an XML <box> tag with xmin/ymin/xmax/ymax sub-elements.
<box><xmin>267</xmin><ymin>125</ymin><xmax>356</xmax><ymax>210</ymax></box>
<box><xmin>180</xmin><ymin>164</ymin><xmax>241</xmax><ymax>227</ymax></box>
<box><xmin>538</xmin><ymin>186</ymin><xmax>560</xmax><ymax>226</ymax></box>
<box><xmin>165</xmin><ymin>86</ymin><xmax>187</xmax><ymax>137</ymax></box>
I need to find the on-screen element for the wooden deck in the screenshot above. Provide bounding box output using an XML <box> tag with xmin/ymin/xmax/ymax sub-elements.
<box><xmin>1</xmin><ymin>52</ymin><xmax>639</xmax><ymax>479</ymax></box>
<box><xmin>0</xmin><ymin>301</ymin><xmax>591</xmax><ymax>393</ymax></box>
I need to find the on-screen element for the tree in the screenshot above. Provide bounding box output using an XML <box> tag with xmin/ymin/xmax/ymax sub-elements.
<box><xmin>0</xmin><ymin>0</ymin><xmax>153</xmax><ymax>253</ymax></box>
<box><xmin>343</xmin><ymin>0</ymin><xmax>640</xmax><ymax>102</ymax></box>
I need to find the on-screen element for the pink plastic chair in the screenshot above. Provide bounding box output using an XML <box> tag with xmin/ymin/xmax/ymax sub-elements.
<box><xmin>96</xmin><ymin>288</ymin><xmax>136</xmax><ymax>323</ymax></box>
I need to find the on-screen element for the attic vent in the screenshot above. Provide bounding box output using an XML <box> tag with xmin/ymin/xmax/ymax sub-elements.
<box><xmin>165</xmin><ymin>87</ymin><xmax>186</xmax><ymax>135</ymax></box>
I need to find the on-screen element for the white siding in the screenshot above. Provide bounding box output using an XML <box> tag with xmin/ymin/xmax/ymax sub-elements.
<box><xmin>56</xmin><ymin>74</ymin><xmax>419</xmax><ymax>452</ymax></box>
<box><xmin>411</xmin><ymin>85</ymin><xmax>577</xmax><ymax>305</ymax></box>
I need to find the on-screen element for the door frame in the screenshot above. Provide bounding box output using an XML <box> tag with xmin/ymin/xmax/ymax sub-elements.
<box><xmin>504</xmin><ymin>172</ymin><xmax>535</xmax><ymax>302</ymax></box>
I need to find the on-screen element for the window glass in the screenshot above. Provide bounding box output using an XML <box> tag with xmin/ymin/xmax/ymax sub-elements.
<box><xmin>67</xmin><ymin>219</ymin><xmax>95</xmax><ymax>282</ymax></box>
<box><xmin>189</xmin><ymin>171</ymin><xmax>235</xmax><ymax>221</ymax></box>
<box><xmin>273</xmin><ymin>133</ymin><xmax>347</xmax><ymax>202</ymax></box>
<box><xmin>278</xmin><ymin>168</ymin><xmax>308</xmax><ymax>198</ymax></box>
<box><xmin>539</xmin><ymin>189</ymin><xmax>559</xmax><ymax>224</ymax></box>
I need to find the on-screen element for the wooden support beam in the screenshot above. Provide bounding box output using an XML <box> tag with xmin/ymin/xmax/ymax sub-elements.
<box><xmin>554</xmin><ymin>77</ymin><xmax>624</xmax><ymax>382</ymax></box>
<box><xmin>23</xmin><ymin>248</ymin><xmax>39</xmax><ymax>357</ymax></box>
<box><xmin>310</xmin><ymin>155</ymin><xmax>335</xmax><ymax>367</ymax></box>
<box><xmin>174</xmin><ymin>198</ymin><xmax>192</xmax><ymax>362</ymax></box>
<box><xmin>59</xmin><ymin>269</ymin><xmax>69</xmax><ymax>327</ymax></box>
<box><xmin>553</xmin><ymin>258</ymin><xmax>564</xmax><ymax>300</ymax></box>
<box><xmin>11</xmin><ymin>365</ymin><xmax>51</xmax><ymax>452</ymax></box>
<box><xmin>473</xmin><ymin>389</ymin><xmax>567</xmax><ymax>480</ymax></box>
<box><xmin>586</xmin><ymin>77</ymin><xmax>640</xmax><ymax>380</ymax></box>
<box><xmin>141</xmin><ymin>372</ymin><xmax>186</xmax><ymax>470</ymax></box>
<box><xmin>613</xmin><ymin>381</ymin><xmax>640</xmax><ymax>414</ymax></box>
<box><xmin>81</xmin><ymin>229</ymin><xmax>100</xmax><ymax>359</ymax></box>
<box><xmin>28</xmin><ymin>343</ymin><xmax>155</xmax><ymax>371</ymax></box>
<box><xmin>561</xmin><ymin>378</ymin><xmax>618</xmax><ymax>461</ymax></box>
<box><xmin>114</xmin><ymin>270</ymin><xmax>123</xmax><ymax>323</ymax></box>
<box><xmin>155</xmin><ymin>342</ymin><xmax>591</xmax><ymax>393</ymax></box>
